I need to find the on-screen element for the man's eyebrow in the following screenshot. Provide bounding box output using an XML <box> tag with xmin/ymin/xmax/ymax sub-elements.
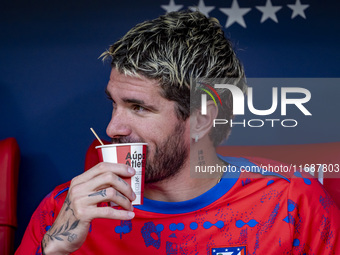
<box><xmin>122</xmin><ymin>98</ymin><xmax>158</xmax><ymax>112</ymax></box>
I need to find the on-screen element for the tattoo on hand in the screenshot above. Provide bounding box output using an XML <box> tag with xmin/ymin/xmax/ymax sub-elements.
<box><xmin>118</xmin><ymin>177</ymin><xmax>128</xmax><ymax>186</ymax></box>
<box><xmin>88</xmin><ymin>189</ymin><xmax>107</xmax><ymax>197</ymax></box>
<box><xmin>116</xmin><ymin>190</ymin><xmax>128</xmax><ymax>200</ymax></box>
<box><xmin>46</xmin><ymin>219</ymin><xmax>80</xmax><ymax>243</ymax></box>
<box><xmin>65</xmin><ymin>194</ymin><xmax>76</xmax><ymax>217</ymax></box>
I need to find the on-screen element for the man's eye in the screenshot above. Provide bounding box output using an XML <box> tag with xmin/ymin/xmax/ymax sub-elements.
<box><xmin>106</xmin><ymin>94</ymin><xmax>113</xmax><ymax>101</ymax></box>
<box><xmin>132</xmin><ymin>105</ymin><xmax>146</xmax><ymax>112</ymax></box>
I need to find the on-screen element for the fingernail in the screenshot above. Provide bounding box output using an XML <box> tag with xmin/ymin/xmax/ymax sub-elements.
<box><xmin>132</xmin><ymin>192</ymin><xmax>136</xmax><ymax>200</ymax></box>
<box><xmin>128</xmin><ymin>211</ymin><xmax>135</xmax><ymax>219</ymax></box>
<box><xmin>128</xmin><ymin>167</ymin><xmax>135</xmax><ymax>174</ymax></box>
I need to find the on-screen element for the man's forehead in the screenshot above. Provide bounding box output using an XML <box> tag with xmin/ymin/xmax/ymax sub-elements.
<box><xmin>106</xmin><ymin>69</ymin><xmax>164</xmax><ymax>101</ymax></box>
<box><xmin>109</xmin><ymin>68</ymin><xmax>158</xmax><ymax>87</ymax></box>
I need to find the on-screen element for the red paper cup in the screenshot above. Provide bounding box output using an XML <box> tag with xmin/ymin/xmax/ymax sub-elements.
<box><xmin>95</xmin><ymin>143</ymin><xmax>147</xmax><ymax>205</ymax></box>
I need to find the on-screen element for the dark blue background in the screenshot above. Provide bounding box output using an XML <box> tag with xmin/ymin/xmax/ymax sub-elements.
<box><xmin>1</xmin><ymin>0</ymin><xmax>339</xmax><ymax>249</ymax></box>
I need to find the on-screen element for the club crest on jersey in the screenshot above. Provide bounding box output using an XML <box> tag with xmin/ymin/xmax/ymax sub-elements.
<box><xmin>211</xmin><ymin>246</ymin><xmax>246</xmax><ymax>255</ymax></box>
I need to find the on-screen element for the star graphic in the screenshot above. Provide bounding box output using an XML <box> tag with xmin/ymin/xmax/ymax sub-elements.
<box><xmin>189</xmin><ymin>0</ymin><xmax>215</xmax><ymax>17</ymax></box>
<box><xmin>161</xmin><ymin>0</ymin><xmax>183</xmax><ymax>13</ymax></box>
<box><xmin>256</xmin><ymin>0</ymin><xmax>282</xmax><ymax>23</ymax></box>
<box><xmin>220</xmin><ymin>0</ymin><xmax>251</xmax><ymax>28</ymax></box>
<box><xmin>287</xmin><ymin>0</ymin><xmax>309</xmax><ymax>19</ymax></box>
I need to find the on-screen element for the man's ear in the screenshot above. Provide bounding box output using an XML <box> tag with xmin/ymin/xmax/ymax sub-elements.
<box><xmin>190</xmin><ymin>101</ymin><xmax>218</xmax><ymax>142</ymax></box>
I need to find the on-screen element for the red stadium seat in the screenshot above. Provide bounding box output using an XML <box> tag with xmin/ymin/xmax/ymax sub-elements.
<box><xmin>0</xmin><ymin>138</ymin><xmax>20</xmax><ymax>255</ymax></box>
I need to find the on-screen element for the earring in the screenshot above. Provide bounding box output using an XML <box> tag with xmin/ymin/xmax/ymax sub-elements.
<box><xmin>195</xmin><ymin>134</ymin><xmax>199</xmax><ymax>143</ymax></box>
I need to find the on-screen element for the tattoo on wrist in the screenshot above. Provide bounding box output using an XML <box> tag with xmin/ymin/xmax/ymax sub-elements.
<box><xmin>88</xmin><ymin>189</ymin><xmax>107</xmax><ymax>197</ymax></box>
<box><xmin>45</xmin><ymin>219</ymin><xmax>80</xmax><ymax>243</ymax></box>
<box><xmin>41</xmin><ymin>239</ymin><xmax>46</xmax><ymax>255</ymax></box>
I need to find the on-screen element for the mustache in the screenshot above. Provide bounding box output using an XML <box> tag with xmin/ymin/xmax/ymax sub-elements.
<box><xmin>111</xmin><ymin>136</ymin><xmax>144</xmax><ymax>144</ymax></box>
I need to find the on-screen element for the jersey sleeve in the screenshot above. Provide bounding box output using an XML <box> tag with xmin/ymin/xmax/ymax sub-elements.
<box><xmin>15</xmin><ymin>183</ymin><xmax>69</xmax><ymax>255</ymax></box>
<box><xmin>288</xmin><ymin>172</ymin><xmax>340</xmax><ymax>254</ymax></box>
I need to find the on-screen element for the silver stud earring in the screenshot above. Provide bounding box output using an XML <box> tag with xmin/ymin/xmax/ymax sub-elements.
<box><xmin>195</xmin><ymin>134</ymin><xmax>199</xmax><ymax>143</ymax></box>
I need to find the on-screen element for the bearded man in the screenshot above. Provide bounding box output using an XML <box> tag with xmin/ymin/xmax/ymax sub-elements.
<box><xmin>16</xmin><ymin>10</ymin><xmax>339</xmax><ymax>255</ymax></box>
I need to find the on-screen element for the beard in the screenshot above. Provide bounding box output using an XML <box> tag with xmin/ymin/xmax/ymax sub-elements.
<box><xmin>111</xmin><ymin>121</ymin><xmax>189</xmax><ymax>183</ymax></box>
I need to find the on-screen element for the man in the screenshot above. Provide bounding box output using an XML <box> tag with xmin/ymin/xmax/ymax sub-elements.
<box><xmin>16</xmin><ymin>11</ymin><xmax>339</xmax><ymax>254</ymax></box>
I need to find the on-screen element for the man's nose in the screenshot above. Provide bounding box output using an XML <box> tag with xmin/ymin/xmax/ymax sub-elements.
<box><xmin>106</xmin><ymin>110</ymin><xmax>132</xmax><ymax>138</ymax></box>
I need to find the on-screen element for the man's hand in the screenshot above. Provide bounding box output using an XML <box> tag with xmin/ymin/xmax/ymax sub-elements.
<box><xmin>42</xmin><ymin>162</ymin><xmax>136</xmax><ymax>254</ymax></box>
